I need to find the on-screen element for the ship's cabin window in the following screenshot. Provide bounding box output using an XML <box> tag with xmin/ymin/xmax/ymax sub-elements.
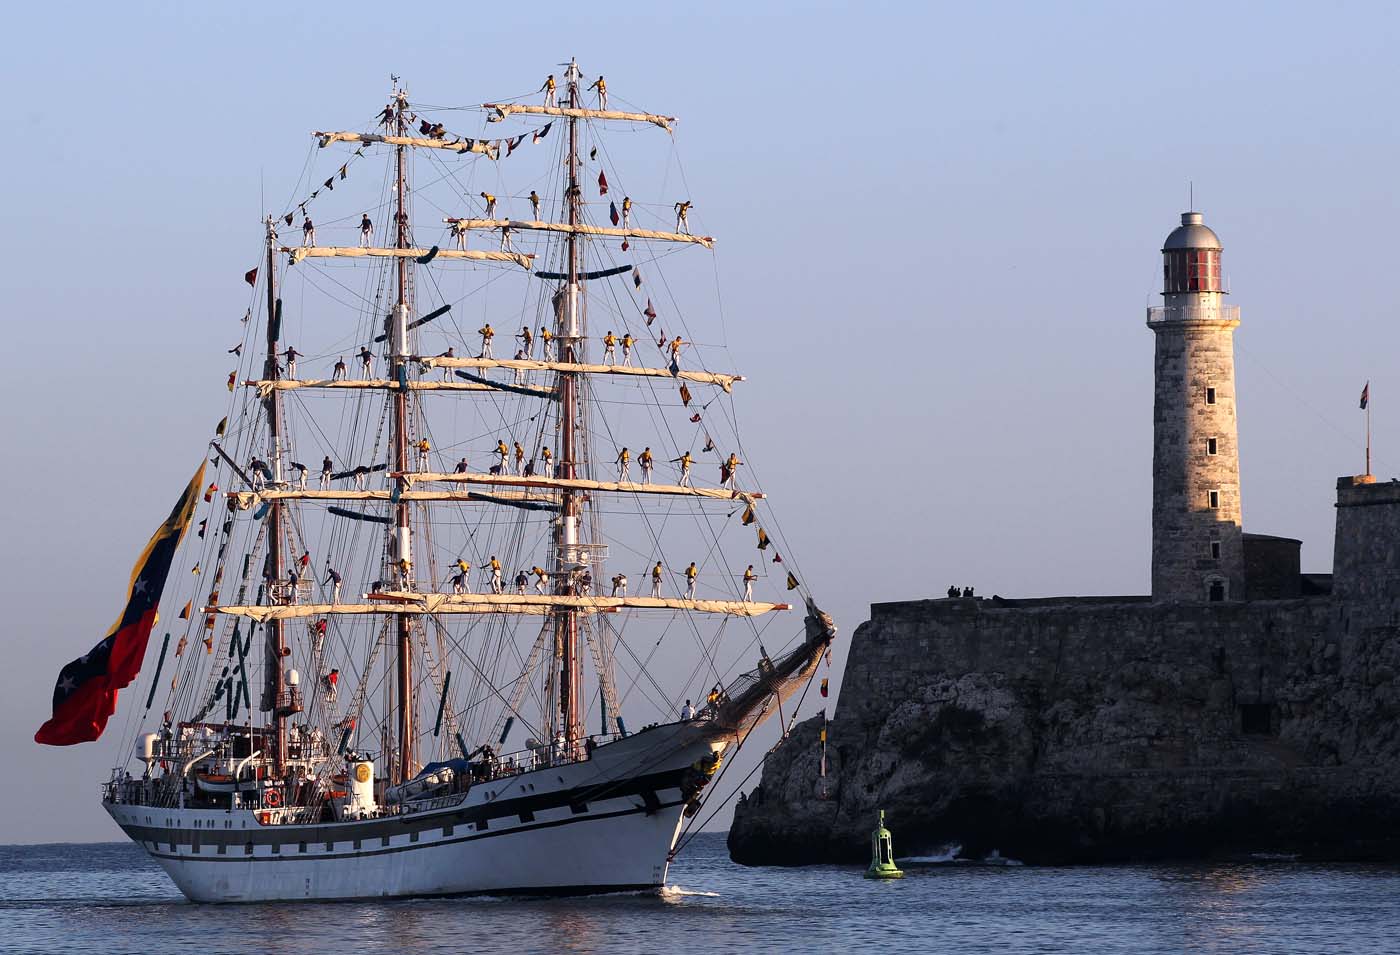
<box><xmin>1205</xmin><ymin>387</ymin><xmax>1217</xmax><ymax>405</ymax></box>
<box><xmin>299</xmin><ymin>841</ymin><xmax>308</xmax><ymax>854</ymax></box>
<box><xmin>1206</xmin><ymin>437</ymin><xmax>1218</xmax><ymax>456</ymax></box>
<box><xmin>1210</xmin><ymin>540</ymin><xmax>1222</xmax><ymax>560</ymax></box>
<box><xmin>1208</xmin><ymin>489</ymin><xmax>1220</xmax><ymax>509</ymax></box>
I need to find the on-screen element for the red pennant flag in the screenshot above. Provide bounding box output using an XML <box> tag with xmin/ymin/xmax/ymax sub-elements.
<box><xmin>772</xmin><ymin>552</ymin><xmax>783</xmax><ymax>564</ymax></box>
<box><xmin>35</xmin><ymin>463</ymin><xmax>205</xmax><ymax>745</ymax></box>
<box><xmin>1360</xmin><ymin>382</ymin><xmax>1370</xmax><ymax>410</ymax></box>
<box><xmin>610</xmin><ymin>202</ymin><xmax>619</xmax><ymax>226</ymax></box>
<box><xmin>643</xmin><ymin>300</ymin><xmax>656</xmax><ymax>325</ymax></box>
<box><xmin>689</xmin><ymin>412</ymin><xmax>702</xmax><ymax>423</ymax></box>
<box><xmin>621</xmin><ymin>240</ymin><xmax>629</xmax><ymax>252</ymax></box>
<box><xmin>598</xmin><ymin>170</ymin><xmax>609</xmax><ymax>195</ymax></box>
<box><xmin>633</xmin><ymin>267</ymin><xmax>641</xmax><ymax>289</ymax></box>
<box><xmin>820</xmin><ymin>678</ymin><xmax>829</xmax><ymax>698</ymax></box>
<box><xmin>244</xmin><ymin>267</ymin><xmax>258</xmax><ymax>287</ymax></box>
<box><xmin>679</xmin><ymin>383</ymin><xmax>692</xmax><ymax>407</ymax></box>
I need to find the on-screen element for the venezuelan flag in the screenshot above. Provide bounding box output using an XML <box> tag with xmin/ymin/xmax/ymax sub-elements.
<box><xmin>35</xmin><ymin>461</ymin><xmax>205</xmax><ymax>746</ymax></box>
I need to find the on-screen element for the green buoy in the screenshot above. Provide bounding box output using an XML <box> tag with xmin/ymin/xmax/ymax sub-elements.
<box><xmin>864</xmin><ymin>809</ymin><xmax>904</xmax><ymax>879</ymax></box>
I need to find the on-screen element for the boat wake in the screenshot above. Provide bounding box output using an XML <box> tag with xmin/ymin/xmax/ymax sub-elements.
<box><xmin>906</xmin><ymin>843</ymin><xmax>962</xmax><ymax>863</ymax></box>
<box><xmin>660</xmin><ymin>885</ymin><xmax>721</xmax><ymax>898</ymax></box>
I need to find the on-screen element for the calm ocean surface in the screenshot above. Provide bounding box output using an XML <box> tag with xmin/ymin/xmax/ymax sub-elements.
<box><xmin>2</xmin><ymin>836</ymin><xmax>1399</xmax><ymax>954</ymax></box>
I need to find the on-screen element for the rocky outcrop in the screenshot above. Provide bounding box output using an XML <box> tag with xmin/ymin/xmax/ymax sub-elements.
<box><xmin>729</xmin><ymin>595</ymin><xmax>1400</xmax><ymax>865</ymax></box>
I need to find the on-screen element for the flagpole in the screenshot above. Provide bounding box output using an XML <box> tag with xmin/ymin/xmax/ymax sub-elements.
<box><xmin>1366</xmin><ymin>399</ymin><xmax>1372</xmax><ymax>477</ymax></box>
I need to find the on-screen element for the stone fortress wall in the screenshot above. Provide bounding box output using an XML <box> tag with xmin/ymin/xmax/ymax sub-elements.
<box><xmin>728</xmin><ymin>213</ymin><xmax>1400</xmax><ymax>864</ymax></box>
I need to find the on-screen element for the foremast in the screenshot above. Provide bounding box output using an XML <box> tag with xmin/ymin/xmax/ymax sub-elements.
<box><xmin>553</xmin><ymin>59</ymin><xmax>586</xmax><ymax>756</ymax></box>
<box><xmin>261</xmin><ymin>216</ymin><xmax>289</xmax><ymax>777</ymax></box>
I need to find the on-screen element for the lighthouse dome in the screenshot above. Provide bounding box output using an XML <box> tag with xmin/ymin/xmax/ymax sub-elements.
<box><xmin>1162</xmin><ymin>211</ymin><xmax>1222</xmax><ymax>251</ymax></box>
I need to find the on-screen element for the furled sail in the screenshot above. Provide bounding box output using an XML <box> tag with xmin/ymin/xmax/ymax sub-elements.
<box><xmin>402</xmin><ymin>470</ymin><xmax>763</xmax><ymax>503</ymax></box>
<box><xmin>280</xmin><ymin>246</ymin><xmax>533</xmax><ymax>269</ymax></box>
<box><xmin>420</xmin><ymin>356</ymin><xmax>742</xmax><ymax>393</ymax></box>
<box><xmin>211</xmin><ymin>593</ymin><xmax>791</xmax><ymax>623</ymax></box>
<box><xmin>443</xmin><ymin>218</ymin><xmax>713</xmax><ymax>249</ymax></box>
<box><xmin>483</xmin><ymin>103</ymin><xmax>675</xmax><ymax>131</ymax></box>
<box><xmin>315</xmin><ymin>130</ymin><xmax>497</xmax><ymax>157</ymax></box>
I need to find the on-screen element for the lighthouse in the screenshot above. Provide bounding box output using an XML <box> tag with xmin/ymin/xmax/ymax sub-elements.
<box><xmin>1148</xmin><ymin>211</ymin><xmax>1244</xmax><ymax>602</ymax></box>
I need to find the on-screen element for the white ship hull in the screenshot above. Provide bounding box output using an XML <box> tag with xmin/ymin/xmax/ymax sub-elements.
<box><xmin>106</xmin><ymin>724</ymin><xmax>715</xmax><ymax>902</ymax></box>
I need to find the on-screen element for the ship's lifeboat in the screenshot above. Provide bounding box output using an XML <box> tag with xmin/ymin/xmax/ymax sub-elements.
<box><xmin>195</xmin><ymin>767</ymin><xmax>266</xmax><ymax>794</ymax></box>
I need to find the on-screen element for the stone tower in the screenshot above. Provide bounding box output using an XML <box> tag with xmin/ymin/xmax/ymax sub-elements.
<box><xmin>1148</xmin><ymin>212</ymin><xmax>1244</xmax><ymax>601</ymax></box>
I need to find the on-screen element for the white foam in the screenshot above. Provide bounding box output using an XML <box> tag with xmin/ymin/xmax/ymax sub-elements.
<box><xmin>905</xmin><ymin>842</ymin><xmax>962</xmax><ymax>863</ymax></box>
<box><xmin>661</xmin><ymin>884</ymin><xmax>721</xmax><ymax>897</ymax></box>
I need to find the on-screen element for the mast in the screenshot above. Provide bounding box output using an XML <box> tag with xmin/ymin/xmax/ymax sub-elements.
<box><xmin>555</xmin><ymin>59</ymin><xmax>586</xmax><ymax>757</ymax></box>
<box><xmin>390</xmin><ymin>89</ymin><xmax>415</xmax><ymax>784</ymax></box>
<box><xmin>261</xmin><ymin>216</ymin><xmax>288</xmax><ymax>776</ymax></box>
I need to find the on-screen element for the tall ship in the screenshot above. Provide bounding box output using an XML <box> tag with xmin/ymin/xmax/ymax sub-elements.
<box><xmin>38</xmin><ymin>62</ymin><xmax>835</xmax><ymax>902</ymax></box>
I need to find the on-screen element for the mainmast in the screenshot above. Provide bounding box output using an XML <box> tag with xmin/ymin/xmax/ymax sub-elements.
<box><xmin>390</xmin><ymin>89</ymin><xmax>415</xmax><ymax>784</ymax></box>
<box><xmin>554</xmin><ymin>59</ymin><xmax>586</xmax><ymax>756</ymax></box>
<box><xmin>261</xmin><ymin>216</ymin><xmax>288</xmax><ymax>777</ymax></box>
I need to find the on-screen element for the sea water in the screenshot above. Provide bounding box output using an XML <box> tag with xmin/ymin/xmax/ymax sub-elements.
<box><xmin>2</xmin><ymin>836</ymin><xmax>1399</xmax><ymax>954</ymax></box>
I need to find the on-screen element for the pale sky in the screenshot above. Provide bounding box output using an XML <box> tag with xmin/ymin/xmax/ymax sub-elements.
<box><xmin>2</xmin><ymin>1</ymin><xmax>1397</xmax><ymax>842</ymax></box>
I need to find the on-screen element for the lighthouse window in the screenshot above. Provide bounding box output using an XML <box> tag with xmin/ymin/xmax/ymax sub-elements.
<box><xmin>1206</xmin><ymin>437</ymin><xmax>1218</xmax><ymax>455</ymax></box>
<box><xmin>1205</xmin><ymin>387</ymin><xmax>1217</xmax><ymax>405</ymax></box>
<box><xmin>1208</xmin><ymin>489</ymin><xmax>1220</xmax><ymax>509</ymax></box>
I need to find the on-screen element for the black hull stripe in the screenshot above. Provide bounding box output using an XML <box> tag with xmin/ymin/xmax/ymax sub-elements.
<box><xmin>139</xmin><ymin>799</ymin><xmax>685</xmax><ymax>864</ymax></box>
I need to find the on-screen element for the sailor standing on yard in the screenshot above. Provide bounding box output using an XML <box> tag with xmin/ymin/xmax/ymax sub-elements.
<box><xmin>478</xmin><ymin>323</ymin><xmax>495</xmax><ymax>359</ymax></box>
<box><xmin>681</xmin><ymin>699</ymin><xmax>695</xmax><ymax>720</ymax></box>
<box><xmin>488</xmin><ymin>555</ymin><xmax>503</xmax><ymax>594</ymax></box>
<box><xmin>611</xmin><ymin>572</ymin><xmax>628</xmax><ymax>596</ymax></box>
<box><xmin>284</xmin><ymin>346</ymin><xmax>301</xmax><ymax>379</ymax></box>
<box><xmin>668</xmin><ymin>336</ymin><xmax>686</xmax><ymax>368</ymax></box>
<box><xmin>721</xmin><ymin>452</ymin><xmax>743</xmax><ymax>489</ymax></box>
<box><xmin>540</xmin><ymin>326</ymin><xmax>554</xmax><ymax>361</ymax></box>
<box><xmin>684</xmin><ymin>561</ymin><xmax>698</xmax><ymax>599</ymax></box>
<box><xmin>532</xmin><ymin>566</ymin><xmax>549</xmax><ymax>594</ymax></box>
<box><xmin>529</xmin><ymin>190</ymin><xmax>541</xmax><ymax>221</ymax></box>
<box><xmin>517</xmin><ymin>324</ymin><xmax>534</xmax><ymax>358</ymax></box>
<box><xmin>513</xmin><ymin>349</ymin><xmax>528</xmax><ymax>384</ymax></box>
<box><xmin>674</xmin><ymin>201</ymin><xmax>692</xmax><ymax>234</ymax></box>
<box><xmin>589</xmin><ymin>75</ymin><xmax>608</xmax><ymax>109</ymax></box>
<box><xmin>302</xmin><ymin>216</ymin><xmax>315</xmax><ymax>246</ymax></box>
<box><xmin>743</xmin><ymin>564</ymin><xmax>757</xmax><ymax>602</ymax></box>
<box><xmin>541</xmin><ymin>445</ymin><xmax>554</xmax><ymax>476</ymax></box>
<box><xmin>324</xmin><ymin>565</ymin><xmax>342</xmax><ymax>604</ymax></box>
<box><xmin>621</xmin><ymin>196</ymin><xmax>632</xmax><ymax>228</ymax></box>
<box><xmin>332</xmin><ymin>357</ymin><xmax>347</xmax><ymax>381</ymax></box>
<box><xmin>603</xmin><ymin>331</ymin><xmax>617</xmax><ymax>365</ymax></box>
<box><xmin>453</xmin><ymin>557</ymin><xmax>472</xmax><ymax>594</ymax></box>
<box><xmin>359</xmin><ymin>214</ymin><xmax>373</xmax><ymax>247</ymax></box>
<box><xmin>321</xmin><ymin>456</ymin><xmax>333</xmax><ymax>489</ymax></box>
<box><xmin>639</xmin><ymin>447</ymin><xmax>654</xmax><ymax>483</ymax></box>
<box><xmin>438</xmin><ymin>346</ymin><xmax>454</xmax><ymax>381</ymax></box>
<box><xmin>358</xmin><ymin>346</ymin><xmax>373</xmax><ymax>376</ymax></box>
<box><xmin>541</xmin><ymin>74</ymin><xmax>557</xmax><ymax>108</ymax></box>
<box><xmin>499</xmin><ymin>224</ymin><xmax>513</xmax><ymax>252</ymax></box>
<box><xmin>417</xmin><ymin>437</ymin><xmax>431</xmax><ymax>470</ymax></box>
<box><xmin>514</xmin><ymin>441</ymin><xmax>526</xmax><ymax>475</ymax></box>
<box><xmin>495</xmin><ymin>439</ymin><xmax>510</xmax><ymax>474</ymax></box>
<box><xmin>672</xmin><ymin>450</ymin><xmax>693</xmax><ymax>487</ymax></box>
<box><xmin>292</xmin><ymin>461</ymin><xmax>308</xmax><ymax>490</ymax></box>
<box><xmin>621</xmin><ymin>333</ymin><xmax>635</xmax><ymax>366</ymax></box>
<box><xmin>615</xmin><ymin>446</ymin><xmax>631</xmax><ymax>482</ymax></box>
<box><xmin>480</xmin><ymin>191</ymin><xmax>497</xmax><ymax>218</ymax></box>
<box><xmin>451</xmin><ymin>218</ymin><xmax>468</xmax><ymax>250</ymax></box>
<box><xmin>651</xmin><ymin>561</ymin><xmax>664</xmax><ymax>598</ymax></box>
